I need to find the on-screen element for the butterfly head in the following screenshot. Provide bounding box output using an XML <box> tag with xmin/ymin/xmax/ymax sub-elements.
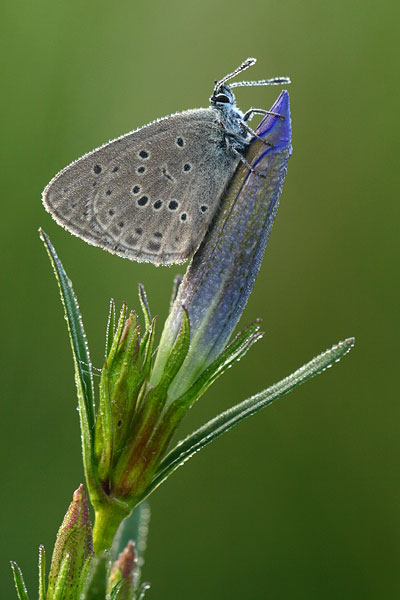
<box><xmin>209</xmin><ymin>84</ymin><xmax>236</xmax><ymax>108</ymax></box>
<box><xmin>209</xmin><ymin>58</ymin><xmax>290</xmax><ymax>110</ymax></box>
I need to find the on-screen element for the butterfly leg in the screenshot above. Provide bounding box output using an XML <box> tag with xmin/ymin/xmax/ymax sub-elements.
<box><xmin>228</xmin><ymin>144</ymin><xmax>267</xmax><ymax>179</ymax></box>
<box><xmin>243</xmin><ymin>108</ymin><xmax>285</xmax><ymax>122</ymax></box>
<box><xmin>221</xmin><ymin>125</ymin><xmax>268</xmax><ymax>178</ymax></box>
<box><xmin>241</xmin><ymin>121</ymin><xmax>276</xmax><ymax>148</ymax></box>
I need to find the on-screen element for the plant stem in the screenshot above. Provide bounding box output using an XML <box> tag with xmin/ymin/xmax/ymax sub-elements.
<box><xmin>92</xmin><ymin>503</ymin><xmax>130</xmax><ymax>555</ymax></box>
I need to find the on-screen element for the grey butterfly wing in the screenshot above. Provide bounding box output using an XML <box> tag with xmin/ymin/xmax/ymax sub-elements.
<box><xmin>42</xmin><ymin>108</ymin><xmax>239</xmax><ymax>265</ymax></box>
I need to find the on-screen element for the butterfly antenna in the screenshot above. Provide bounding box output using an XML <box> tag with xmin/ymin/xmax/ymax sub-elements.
<box><xmin>230</xmin><ymin>76</ymin><xmax>291</xmax><ymax>88</ymax></box>
<box><xmin>213</xmin><ymin>57</ymin><xmax>257</xmax><ymax>96</ymax></box>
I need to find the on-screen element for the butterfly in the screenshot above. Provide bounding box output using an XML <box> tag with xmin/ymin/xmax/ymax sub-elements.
<box><xmin>42</xmin><ymin>58</ymin><xmax>289</xmax><ymax>265</ymax></box>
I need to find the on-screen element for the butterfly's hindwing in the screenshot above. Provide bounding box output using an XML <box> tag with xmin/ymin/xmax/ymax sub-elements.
<box><xmin>43</xmin><ymin>109</ymin><xmax>239</xmax><ymax>265</ymax></box>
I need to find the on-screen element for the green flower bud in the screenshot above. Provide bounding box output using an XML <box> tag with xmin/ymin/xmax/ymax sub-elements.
<box><xmin>108</xmin><ymin>541</ymin><xmax>138</xmax><ymax>599</ymax></box>
<box><xmin>47</xmin><ymin>485</ymin><xmax>93</xmax><ymax>600</ymax></box>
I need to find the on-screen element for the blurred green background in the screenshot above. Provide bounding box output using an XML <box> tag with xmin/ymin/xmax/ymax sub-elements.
<box><xmin>1</xmin><ymin>0</ymin><xmax>399</xmax><ymax>597</ymax></box>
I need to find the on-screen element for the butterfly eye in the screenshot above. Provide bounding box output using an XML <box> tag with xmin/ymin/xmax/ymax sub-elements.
<box><xmin>214</xmin><ymin>94</ymin><xmax>231</xmax><ymax>103</ymax></box>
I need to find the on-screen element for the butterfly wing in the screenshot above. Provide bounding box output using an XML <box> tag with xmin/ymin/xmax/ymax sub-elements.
<box><xmin>42</xmin><ymin>109</ymin><xmax>239</xmax><ymax>265</ymax></box>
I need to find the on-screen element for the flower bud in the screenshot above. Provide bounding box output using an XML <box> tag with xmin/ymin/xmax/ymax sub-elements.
<box><xmin>47</xmin><ymin>484</ymin><xmax>93</xmax><ymax>600</ymax></box>
<box><xmin>153</xmin><ymin>91</ymin><xmax>292</xmax><ymax>399</ymax></box>
<box><xmin>108</xmin><ymin>541</ymin><xmax>138</xmax><ymax>599</ymax></box>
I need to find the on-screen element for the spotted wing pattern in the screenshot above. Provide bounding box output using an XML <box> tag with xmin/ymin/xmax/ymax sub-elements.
<box><xmin>42</xmin><ymin>109</ymin><xmax>239</xmax><ymax>265</ymax></box>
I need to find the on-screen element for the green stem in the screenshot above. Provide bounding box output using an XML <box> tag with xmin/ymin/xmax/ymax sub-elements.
<box><xmin>92</xmin><ymin>502</ymin><xmax>130</xmax><ymax>555</ymax></box>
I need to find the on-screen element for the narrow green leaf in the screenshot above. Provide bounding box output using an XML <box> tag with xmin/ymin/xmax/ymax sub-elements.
<box><xmin>10</xmin><ymin>562</ymin><xmax>29</xmax><ymax>600</ymax></box>
<box><xmin>40</xmin><ymin>229</ymin><xmax>101</xmax><ymax>500</ymax></box>
<box><xmin>96</xmin><ymin>303</ymin><xmax>128</xmax><ymax>478</ymax></box>
<box><xmin>77</xmin><ymin>556</ymin><xmax>93</xmax><ymax>600</ymax></box>
<box><xmin>107</xmin><ymin>303</ymin><xmax>128</xmax><ymax>363</ymax></box>
<box><xmin>139</xmin><ymin>317</ymin><xmax>157</xmax><ymax>379</ymax></box>
<box><xmin>142</xmin><ymin>338</ymin><xmax>355</xmax><ymax>500</ymax></box>
<box><xmin>39</xmin><ymin>229</ymin><xmax>95</xmax><ymax>432</ymax></box>
<box><xmin>173</xmin><ymin>320</ymin><xmax>263</xmax><ymax>409</ymax></box>
<box><xmin>158</xmin><ymin>307</ymin><xmax>190</xmax><ymax>389</ymax></box>
<box><xmin>38</xmin><ymin>545</ymin><xmax>46</xmax><ymax>600</ymax></box>
<box><xmin>138</xmin><ymin>284</ymin><xmax>151</xmax><ymax>331</ymax></box>
<box><xmin>52</xmin><ymin>554</ymin><xmax>70</xmax><ymax>600</ymax></box>
<box><xmin>169</xmin><ymin>274</ymin><xmax>182</xmax><ymax>311</ymax></box>
<box><xmin>96</xmin><ymin>371</ymin><xmax>114</xmax><ymax>482</ymax></box>
<box><xmin>105</xmin><ymin>299</ymin><xmax>117</xmax><ymax>359</ymax></box>
<box><xmin>81</xmin><ymin>552</ymin><xmax>109</xmax><ymax>600</ymax></box>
